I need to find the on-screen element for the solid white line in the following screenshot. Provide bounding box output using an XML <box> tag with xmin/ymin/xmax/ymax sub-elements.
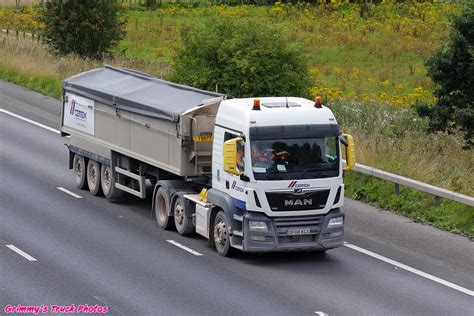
<box><xmin>344</xmin><ymin>243</ymin><xmax>474</xmax><ymax>297</ymax></box>
<box><xmin>6</xmin><ymin>244</ymin><xmax>37</xmax><ymax>261</ymax></box>
<box><xmin>167</xmin><ymin>240</ymin><xmax>203</xmax><ymax>256</ymax></box>
<box><xmin>314</xmin><ymin>311</ymin><xmax>328</xmax><ymax>316</ymax></box>
<box><xmin>57</xmin><ymin>187</ymin><xmax>82</xmax><ymax>199</ymax></box>
<box><xmin>0</xmin><ymin>108</ymin><xmax>60</xmax><ymax>134</ymax></box>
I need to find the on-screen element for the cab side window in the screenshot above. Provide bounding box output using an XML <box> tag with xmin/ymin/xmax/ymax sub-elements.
<box><xmin>224</xmin><ymin>131</ymin><xmax>245</xmax><ymax>173</ymax></box>
<box><xmin>224</xmin><ymin>132</ymin><xmax>236</xmax><ymax>142</ymax></box>
<box><xmin>236</xmin><ymin>140</ymin><xmax>245</xmax><ymax>173</ymax></box>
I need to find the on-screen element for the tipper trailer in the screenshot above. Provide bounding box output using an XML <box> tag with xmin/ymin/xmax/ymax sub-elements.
<box><xmin>60</xmin><ymin>66</ymin><xmax>356</xmax><ymax>256</ymax></box>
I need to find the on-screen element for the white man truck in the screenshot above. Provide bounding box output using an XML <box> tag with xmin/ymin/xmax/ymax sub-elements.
<box><xmin>60</xmin><ymin>66</ymin><xmax>356</xmax><ymax>256</ymax></box>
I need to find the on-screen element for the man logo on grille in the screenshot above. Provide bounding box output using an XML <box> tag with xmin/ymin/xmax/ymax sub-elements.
<box><xmin>284</xmin><ymin>199</ymin><xmax>313</xmax><ymax>206</ymax></box>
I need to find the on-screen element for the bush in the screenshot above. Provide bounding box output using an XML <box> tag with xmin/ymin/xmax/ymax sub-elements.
<box><xmin>40</xmin><ymin>0</ymin><xmax>126</xmax><ymax>60</ymax></box>
<box><xmin>416</xmin><ymin>1</ymin><xmax>474</xmax><ymax>147</ymax></box>
<box><xmin>170</xmin><ymin>18</ymin><xmax>311</xmax><ymax>98</ymax></box>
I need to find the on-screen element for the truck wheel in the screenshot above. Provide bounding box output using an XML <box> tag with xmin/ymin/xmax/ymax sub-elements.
<box><xmin>86</xmin><ymin>160</ymin><xmax>101</xmax><ymax>196</ymax></box>
<box><xmin>173</xmin><ymin>195</ymin><xmax>194</xmax><ymax>236</ymax></box>
<box><xmin>155</xmin><ymin>186</ymin><xmax>174</xmax><ymax>230</ymax></box>
<box><xmin>73</xmin><ymin>154</ymin><xmax>87</xmax><ymax>190</ymax></box>
<box><xmin>101</xmin><ymin>164</ymin><xmax>123</xmax><ymax>199</ymax></box>
<box><xmin>213</xmin><ymin>211</ymin><xmax>234</xmax><ymax>257</ymax></box>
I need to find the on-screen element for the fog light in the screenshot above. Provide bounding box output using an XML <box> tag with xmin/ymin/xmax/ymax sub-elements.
<box><xmin>327</xmin><ymin>216</ymin><xmax>344</xmax><ymax>227</ymax></box>
<box><xmin>249</xmin><ymin>221</ymin><xmax>268</xmax><ymax>231</ymax></box>
<box><xmin>250</xmin><ymin>236</ymin><xmax>267</xmax><ymax>242</ymax></box>
<box><xmin>325</xmin><ymin>231</ymin><xmax>343</xmax><ymax>238</ymax></box>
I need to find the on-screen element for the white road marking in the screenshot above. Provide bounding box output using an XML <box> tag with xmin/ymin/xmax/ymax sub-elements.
<box><xmin>57</xmin><ymin>187</ymin><xmax>82</xmax><ymax>199</ymax></box>
<box><xmin>314</xmin><ymin>311</ymin><xmax>328</xmax><ymax>316</ymax></box>
<box><xmin>167</xmin><ymin>240</ymin><xmax>203</xmax><ymax>256</ymax></box>
<box><xmin>344</xmin><ymin>243</ymin><xmax>474</xmax><ymax>297</ymax></box>
<box><xmin>6</xmin><ymin>245</ymin><xmax>37</xmax><ymax>261</ymax></box>
<box><xmin>0</xmin><ymin>108</ymin><xmax>60</xmax><ymax>134</ymax></box>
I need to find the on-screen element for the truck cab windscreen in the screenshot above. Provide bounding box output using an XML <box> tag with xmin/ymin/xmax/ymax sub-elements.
<box><xmin>251</xmin><ymin>137</ymin><xmax>339</xmax><ymax>180</ymax></box>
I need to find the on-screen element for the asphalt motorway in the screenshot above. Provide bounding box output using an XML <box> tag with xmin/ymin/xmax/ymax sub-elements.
<box><xmin>1</xmin><ymin>81</ymin><xmax>473</xmax><ymax>315</ymax></box>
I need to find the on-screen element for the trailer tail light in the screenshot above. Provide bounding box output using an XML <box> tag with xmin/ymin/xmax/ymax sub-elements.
<box><xmin>314</xmin><ymin>96</ymin><xmax>322</xmax><ymax>108</ymax></box>
<box><xmin>253</xmin><ymin>99</ymin><xmax>261</xmax><ymax>111</ymax></box>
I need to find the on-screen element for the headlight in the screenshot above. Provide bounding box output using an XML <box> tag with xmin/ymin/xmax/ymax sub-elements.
<box><xmin>327</xmin><ymin>216</ymin><xmax>344</xmax><ymax>227</ymax></box>
<box><xmin>249</xmin><ymin>221</ymin><xmax>268</xmax><ymax>231</ymax></box>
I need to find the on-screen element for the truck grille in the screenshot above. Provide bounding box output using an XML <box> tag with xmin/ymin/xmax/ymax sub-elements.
<box><xmin>266</xmin><ymin>190</ymin><xmax>330</xmax><ymax>211</ymax></box>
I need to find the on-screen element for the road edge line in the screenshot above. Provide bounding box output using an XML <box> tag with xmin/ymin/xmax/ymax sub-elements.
<box><xmin>344</xmin><ymin>242</ymin><xmax>474</xmax><ymax>297</ymax></box>
<box><xmin>0</xmin><ymin>108</ymin><xmax>60</xmax><ymax>134</ymax></box>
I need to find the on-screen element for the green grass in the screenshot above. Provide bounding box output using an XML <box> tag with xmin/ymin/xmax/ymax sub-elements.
<box><xmin>113</xmin><ymin>2</ymin><xmax>457</xmax><ymax>105</ymax></box>
<box><xmin>1</xmin><ymin>2</ymin><xmax>460</xmax><ymax>104</ymax></box>
<box><xmin>344</xmin><ymin>171</ymin><xmax>474</xmax><ymax>238</ymax></box>
<box><xmin>0</xmin><ymin>63</ymin><xmax>61</xmax><ymax>97</ymax></box>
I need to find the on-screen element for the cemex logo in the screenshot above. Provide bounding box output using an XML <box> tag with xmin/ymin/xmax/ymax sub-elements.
<box><xmin>288</xmin><ymin>181</ymin><xmax>310</xmax><ymax>189</ymax></box>
<box><xmin>69</xmin><ymin>99</ymin><xmax>76</xmax><ymax>115</ymax></box>
<box><xmin>70</xmin><ymin>98</ymin><xmax>87</xmax><ymax>120</ymax></box>
<box><xmin>231</xmin><ymin>180</ymin><xmax>245</xmax><ymax>193</ymax></box>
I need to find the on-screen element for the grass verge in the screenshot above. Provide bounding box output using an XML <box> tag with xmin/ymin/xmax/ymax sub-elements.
<box><xmin>0</xmin><ymin>62</ymin><xmax>61</xmax><ymax>97</ymax></box>
<box><xmin>344</xmin><ymin>171</ymin><xmax>473</xmax><ymax>239</ymax></box>
<box><xmin>1</xmin><ymin>2</ymin><xmax>460</xmax><ymax>105</ymax></box>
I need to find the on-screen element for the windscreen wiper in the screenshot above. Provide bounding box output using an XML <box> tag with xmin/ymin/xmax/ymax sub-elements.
<box><xmin>299</xmin><ymin>168</ymin><xmax>327</xmax><ymax>178</ymax></box>
<box><xmin>264</xmin><ymin>171</ymin><xmax>283</xmax><ymax>180</ymax></box>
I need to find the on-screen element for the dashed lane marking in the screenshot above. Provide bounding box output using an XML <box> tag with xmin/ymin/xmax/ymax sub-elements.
<box><xmin>6</xmin><ymin>244</ymin><xmax>37</xmax><ymax>261</ymax></box>
<box><xmin>57</xmin><ymin>187</ymin><xmax>82</xmax><ymax>199</ymax></box>
<box><xmin>167</xmin><ymin>240</ymin><xmax>203</xmax><ymax>256</ymax></box>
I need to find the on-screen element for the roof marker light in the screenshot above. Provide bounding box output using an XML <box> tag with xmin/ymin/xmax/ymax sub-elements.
<box><xmin>314</xmin><ymin>96</ymin><xmax>322</xmax><ymax>108</ymax></box>
<box><xmin>253</xmin><ymin>99</ymin><xmax>261</xmax><ymax>111</ymax></box>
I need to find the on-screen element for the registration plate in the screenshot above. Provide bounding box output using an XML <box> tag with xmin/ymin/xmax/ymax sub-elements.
<box><xmin>287</xmin><ymin>228</ymin><xmax>311</xmax><ymax>236</ymax></box>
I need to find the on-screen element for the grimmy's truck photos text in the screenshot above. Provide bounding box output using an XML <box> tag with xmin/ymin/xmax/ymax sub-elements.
<box><xmin>60</xmin><ymin>66</ymin><xmax>356</xmax><ymax>256</ymax></box>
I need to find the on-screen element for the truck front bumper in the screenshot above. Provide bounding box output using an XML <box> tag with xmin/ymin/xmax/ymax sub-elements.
<box><xmin>239</xmin><ymin>208</ymin><xmax>344</xmax><ymax>253</ymax></box>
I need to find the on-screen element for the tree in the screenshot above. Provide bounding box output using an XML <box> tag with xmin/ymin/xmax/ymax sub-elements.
<box><xmin>169</xmin><ymin>18</ymin><xmax>311</xmax><ymax>98</ymax></box>
<box><xmin>40</xmin><ymin>0</ymin><xmax>126</xmax><ymax>60</ymax></box>
<box><xmin>416</xmin><ymin>1</ymin><xmax>474</xmax><ymax>147</ymax></box>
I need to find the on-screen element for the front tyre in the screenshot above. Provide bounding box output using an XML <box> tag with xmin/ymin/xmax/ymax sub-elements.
<box><xmin>73</xmin><ymin>154</ymin><xmax>87</xmax><ymax>190</ymax></box>
<box><xmin>86</xmin><ymin>160</ymin><xmax>101</xmax><ymax>196</ymax></box>
<box><xmin>213</xmin><ymin>211</ymin><xmax>234</xmax><ymax>257</ymax></box>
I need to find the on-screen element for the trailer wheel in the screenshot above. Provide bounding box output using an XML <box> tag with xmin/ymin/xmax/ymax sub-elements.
<box><xmin>86</xmin><ymin>160</ymin><xmax>101</xmax><ymax>196</ymax></box>
<box><xmin>173</xmin><ymin>195</ymin><xmax>194</xmax><ymax>236</ymax></box>
<box><xmin>213</xmin><ymin>211</ymin><xmax>234</xmax><ymax>257</ymax></box>
<box><xmin>155</xmin><ymin>186</ymin><xmax>174</xmax><ymax>230</ymax></box>
<box><xmin>101</xmin><ymin>164</ymin><xmax>123</xmax><ymax>199</ymax></box>
<box><xmin>73</xmin><ymin>154</ymin><xmax>87</xmax><ymax>190</ymax></box>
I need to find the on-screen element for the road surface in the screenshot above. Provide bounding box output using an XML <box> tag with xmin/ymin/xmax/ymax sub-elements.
<box><xmin>1</xmin><ymin>80</ymin><xmax>473</xmax><ymax>315</ymax></box>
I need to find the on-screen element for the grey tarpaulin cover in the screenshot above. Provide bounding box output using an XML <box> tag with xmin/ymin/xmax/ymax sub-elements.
<box><xmin>63</xmin><ymin>65</ymin><xmax>224</xmax><ymax>122</ymax></box>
